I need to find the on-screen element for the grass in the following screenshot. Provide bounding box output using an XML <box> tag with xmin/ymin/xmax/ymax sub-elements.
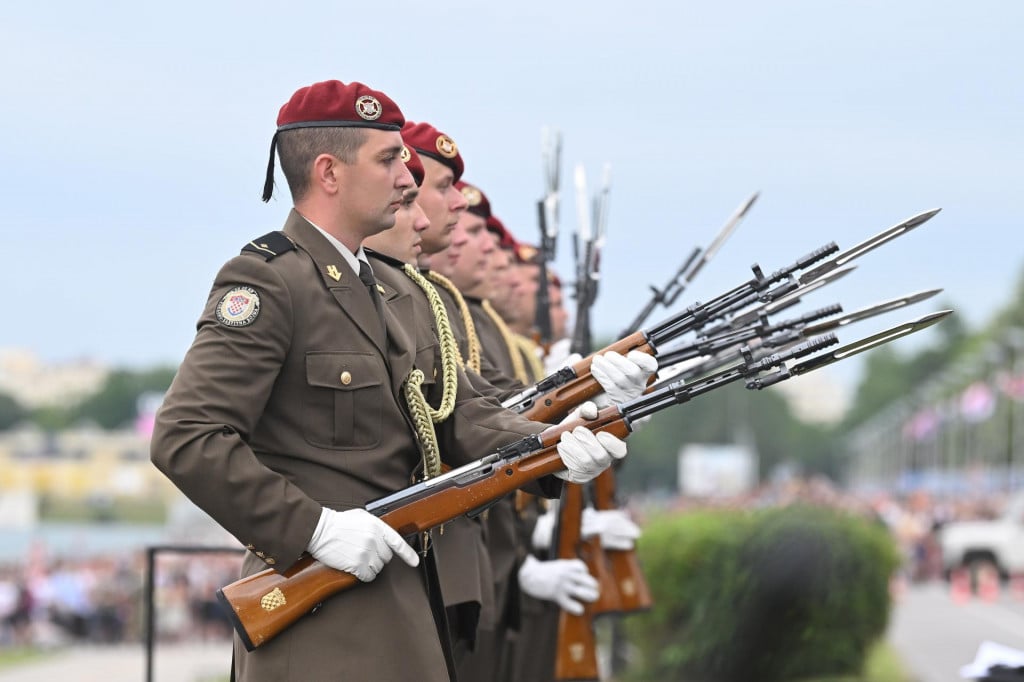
<box><xmin>38</xmin><ymin>494</ymin><xmax>166</xmax><ymax>523</ymax></box>
<box><xmin>791</xmin><ymin>641</ymin><xmax>913</xmax><ymax>682</ymax></box>
<box><xmin>0</xmin><ymin>646</ymin><xmax>49</xmax><ymax>670</ymax></box>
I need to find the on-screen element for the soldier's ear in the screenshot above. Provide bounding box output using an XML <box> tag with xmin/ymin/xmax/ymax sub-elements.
<box><xmin>312</xmin><ymin>154</ymin><xmax>342</xmax><ymax>196</ymax></box>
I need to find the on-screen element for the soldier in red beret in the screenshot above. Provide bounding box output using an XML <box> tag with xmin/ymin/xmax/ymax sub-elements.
<box><xmin>151</xmin><ymin>80</ymin><xmax>631</xmax><ymax>682</ymax></box>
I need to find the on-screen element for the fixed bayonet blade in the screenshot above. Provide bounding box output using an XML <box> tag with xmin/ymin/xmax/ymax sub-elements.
<box><xmin>791</xmin><ymin>310</ymin><xmax>953</xmax><ymax>376</ymax></box>
<box><xmin>798</xmin><ymin>208</ymin><xmax>942</xmax><ymax>284</ymax></box>
<box><xmin>801</xmin><ymin>288</ymin><xmax>944</xmax><ymax>335</ymax></box>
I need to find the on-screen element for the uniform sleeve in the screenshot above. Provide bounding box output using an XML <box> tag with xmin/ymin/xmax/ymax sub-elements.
<box><xmin>150</xmin><ymin>254</ymin><xmax>322</xmax><ymax>571</ymax></box>
<box><xmin>437</xmin><ymin>365</ymin><xmax>561</xmax><ymax>498</ymax></box>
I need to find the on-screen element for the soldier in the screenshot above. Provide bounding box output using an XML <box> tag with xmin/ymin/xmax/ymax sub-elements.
<box><xmin>440</xmin><ymin>180</ymin><xmax>655</xmax><ymax>682</ymax></box>
<box><xmin>150</xmin><ymin>80</ymin><xmax>628</xmax><ymax>682</ymax></box>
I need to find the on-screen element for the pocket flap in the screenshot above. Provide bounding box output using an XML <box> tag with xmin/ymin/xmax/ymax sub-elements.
<box><xmin>306</xmin><ymin>351</ymin><xmax>383</xmax><ymax>391</ymax></box>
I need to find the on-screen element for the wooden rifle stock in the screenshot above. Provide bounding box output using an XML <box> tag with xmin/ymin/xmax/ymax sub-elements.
<box><xmin>554</xmin><ymin>482</ymin><xmax>601</xmax><ymax>681</ymax></box>
<box><xmin>218</xmin><ymin>412</ymin><xmax>632</xmax><ymax>651</ymax></box>
<box><xmin>521</xmin><ymin>331</ymin><xmax>652</xmax><ymax>422</ymax></box>
<box><xmin>592</xmin><ymin>469</ymin><xmax>652</xmax><ymax>613</ymax></box>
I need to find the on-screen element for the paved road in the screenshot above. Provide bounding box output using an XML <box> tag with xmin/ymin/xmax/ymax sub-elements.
<box><xmin>0</xmin><ymin>641</ymin><xmax>232</xmax><ymax>682</ymax></box>
<box><xmin>888</xmin><ymin>580</ymin><xmax>1024</xmax><ymax>682</ymax></box>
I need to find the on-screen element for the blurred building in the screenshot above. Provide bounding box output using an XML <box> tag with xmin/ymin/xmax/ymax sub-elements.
<box><xmin>0</xmin><ymin>348</ymin><xmax>109</xmax><ymax>408</ymax></box>
<box><xmin>0</xmin><ymin>424</ymin><xmax>177</xmax><ymax>502</ymax></box>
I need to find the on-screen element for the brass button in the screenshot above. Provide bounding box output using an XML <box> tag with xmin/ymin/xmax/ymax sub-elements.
<box><xmin>376</xmin><ymin>284</ymin><xmax>386</xmax><ymax>294</ymax></box>
<box><xmin>340</xmin><ymin>371</ymin><xmax>352</xmax><ymax>385</ymax></box>
<box><xmin>245</xmin><ymin>544</ymin><xmax>255</xmax><ymax>551</ymax></box>
<box><xmin>266</xmin><ymin>558</ymin><xmax>276</xmax><ymax>565</ymax></box>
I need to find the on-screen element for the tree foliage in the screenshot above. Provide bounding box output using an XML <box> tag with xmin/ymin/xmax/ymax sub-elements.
<box><xmin>0</xmin><ymin>392</ymin><xmax>27</xmax><ymax>431</ymax></box>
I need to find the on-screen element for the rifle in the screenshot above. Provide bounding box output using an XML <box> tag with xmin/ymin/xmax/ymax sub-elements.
<box><xmin>216</xmin><ymin>309</ymin><xmax>950</xmax><ymax>650</ymax></box>
<box><xmin>553</xmin><ymin>482</ymin><xmax>614</xmax><ymax>681</ymax></box>
<box><xmin>501</xmin><ymin>208</ymin><xmax>941</xmax><ymax>423</ymax></box>
<box><xmin>619</xmin><ymin>192</ymin><xmax>758</xmax><ymax>339</ymax></box>
<box><xmin>533</xmin><ymin>127</ymin><xmax>562</xmax><ymax>347</ymax></box>
<box><xmin>656</xmin><ymin>288</ymin><xmax>944</xmax><ymax>386</ymax></box>
<box><xmin>591</xmin><ymin>468</ymin><xmax>653</xmax><ymax>614</ymax></box>
<box><xmin>570</xmin><ymin>163</ymin><xmax>611</xmax><ymax>356</ymax></box>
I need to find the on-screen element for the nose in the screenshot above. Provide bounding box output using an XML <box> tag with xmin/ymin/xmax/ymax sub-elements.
<box><xmin>450</xmin><ymin>185</ymin><xmax>469</xmax><ymax>211</ymax></box>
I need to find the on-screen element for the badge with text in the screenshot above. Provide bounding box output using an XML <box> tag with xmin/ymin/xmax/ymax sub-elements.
<box><xmin>216</xmin><ymin>286</ymin><xmax>261</xmax><ymax>327</ymax></box>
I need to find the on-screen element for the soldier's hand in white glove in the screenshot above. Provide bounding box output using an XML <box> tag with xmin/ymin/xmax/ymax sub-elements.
<box><xmin>582</xmin><ymin>508</ymin><xmax>642</xmax><ymax>551</ymax></box>
<box><xmin>517</xmin><ymin>555</ymin><xmax>599</xmax><ymax>615</ymax></box>
<box><xmin>555</xmin><ymin>423</ymin><xmax>627</xmax><ymax>484</ymax></box>
<box><xmin>590</xmin><ymin>350</ymin><xmax>659</xmax><ymax>406</ymax></box>
<box><xmin>306</xmin><ymin>508</ymin><xmax>419</xmax><ymax>582</ymax></box>
<box><xmin>531</xmin><ymin>505</ymin><xmax>558</xmax><ymax>551</ymax></box>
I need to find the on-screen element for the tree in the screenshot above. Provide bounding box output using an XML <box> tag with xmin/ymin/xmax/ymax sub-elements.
<box><xmin>72</xmin><ymin>367</ymin><xmax>177</xmax><ymax>429</ymax></box>
<box><xmin>0</xmin><ymin>392</ymin><xmax>27</xmax><ymax>430</ymax></box>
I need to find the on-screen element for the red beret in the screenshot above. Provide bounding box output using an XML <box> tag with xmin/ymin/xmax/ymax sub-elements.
<box><xmin>486</xmin><ymin>215</ymin><xmax>518</xmax><ymax>250</ymax></box>
<box><xmin>515</xmin><ymin>242</ymin><xmax>541</xmax><ymax>265</ymax></box>
<box><xmin>263</xmin><ymin>79</ymin><xmax>405</xmax><ymax>202</ymax></box>
<box><xmin>456</xmin><ymin>180</ymin><xmax>491</xmax><ymax>219</ymax></box>
<box><xmin>401</xmin><ymin>121</ymin><xmax>464</xmax><ymax>182</ymax></box>
<box><xmin>402</xmin><ymin>144</ymin><xmax>425</xmax><ymax>186</ymax></box>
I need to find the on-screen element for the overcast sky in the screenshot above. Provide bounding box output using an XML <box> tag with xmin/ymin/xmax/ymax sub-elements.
<box><xmin>2</xmin><ymin>1</ymin><xmax>1020</xmax><ymax>397</ymax></box>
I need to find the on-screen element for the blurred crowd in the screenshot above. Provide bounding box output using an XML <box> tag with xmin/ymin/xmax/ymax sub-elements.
<box><xmin>0</xmin><ymin>549</ymin><xmax>241</xmax><ymax>648</ymax></box>
<box><xmin>0</xmin><ymin>478</ymin><xmax>1012</xmax><ymax>651</ymax></box>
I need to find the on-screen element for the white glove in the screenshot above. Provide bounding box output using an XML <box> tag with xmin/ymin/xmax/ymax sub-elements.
<box><xmin>590</xmin><ymin>350</ymin><xmax>659</xmax><ymax>404</ymax></box>
<box><xmin>531</xmin><ymin>505</ymin><xmax>558</xmax><ymax>551</ymax></box>
<box><xmin>581</xmin><ymin>508</ymin><xmax>642</xmax><ymax>551</ymax></box>
<box><xmin>517</xmin><ymin>555</ymin><xmax>599</xmax><ymax>615</ymax></box>
<box><xmin>555</xmin><ymin>425</ymin><xmax>627</xmax><ymax>484</ymax></box>
<box><xmin>306</xmin><ymin>508</ymin><xmax>419</xmax><ymax>582</ymax></box>
<box><xmin>544</xmin><ymin>338</ymin><xmax>583</xmax><ymax>375</ymax></box>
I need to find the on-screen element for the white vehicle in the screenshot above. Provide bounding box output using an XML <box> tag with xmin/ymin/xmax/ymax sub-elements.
<box><xmin>939</xmin><ymin>493</ymin><xmax>1024</xmax><ymax>579</ymax></box>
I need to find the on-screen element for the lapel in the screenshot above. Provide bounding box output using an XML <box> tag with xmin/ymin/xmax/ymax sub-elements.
<box><xmin>366</xmin><ymin>251</ymin><xmax>417</xmax><ymax>396</ymax></box>
<box><xmin>282</xmin><ymin>211</ymin><xmax>387</xmax><ymax>356</ymax></box>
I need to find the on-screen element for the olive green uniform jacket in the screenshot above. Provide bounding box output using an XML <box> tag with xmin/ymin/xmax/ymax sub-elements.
<box><xmin>151</xmin><ymin>211</ymin><xmax>544</xmax><ymax>682</ymax></box>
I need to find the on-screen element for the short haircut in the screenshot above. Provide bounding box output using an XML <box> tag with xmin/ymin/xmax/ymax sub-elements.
<box><xmin>277</xmin><ymin>127</ymin><xmax>367</xmax><ymax>201</ymax></box>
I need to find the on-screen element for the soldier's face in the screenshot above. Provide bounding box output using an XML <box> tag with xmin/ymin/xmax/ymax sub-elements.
<box><xmin>549</xmin><ymin>284</ymin><xmax>568</xmax><ymax>340</ymax></box>
<box><xmin>365</xmin><ymin>186</ymin><xmax>429</xmax><ymax>264</ymax></box>
<box><xmin>487</xmin><ymin>244</ymin><xmax>517</xmax><ymax>313</ymax></box>
<box><xmin>417</xmin><ymin>157</ymin><xmax>468</xmax><ymax>255</ymax></box>
<box><xmin>447</xmin><ymin>212</ymin><xmax>492</xmax><ymax>291</ymax></box>
<box><xmin>336</xmin><ymin>130</ymin><xmax>414</xmax><ymax>237</ymax></box>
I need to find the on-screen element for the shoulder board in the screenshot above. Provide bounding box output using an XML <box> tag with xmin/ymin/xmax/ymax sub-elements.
<box><xmin>365</xmin><ymin>248</ymin><xmax>406</xmax><ymax>269</ymax></box>
<box><xmin>241</xmin><ymin>231</ymin><xmax>296</xmax><ymax>261</ymax></box>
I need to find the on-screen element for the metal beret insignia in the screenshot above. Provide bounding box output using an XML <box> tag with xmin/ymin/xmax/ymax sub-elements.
<box><xmin>400</xmin><ymin>146</ymin><xmax>411</xmax><ymax>162</ymax></box>
<box><xmin>216</xmin><ymin>286</ymin><xmax>261</xmax><ymax>327</ymax></box>
<box><xmin>518</xmin><ymin>245</ymin><xmax>538</xmax><ymax>262</ymax></box>
<box><xmin>435</xmin><ymin>134</ymin><xmax>458</xmax><ymax>159</ymax></box>
<box><xmin>355</xmin><ymin>95</ymin><xmax>383</xmax><ymax>121</ymax></box>
<box><xmin>460</xmin><ymin>184</ymin><xmax>482</xmax><ymax>206</ymax></box>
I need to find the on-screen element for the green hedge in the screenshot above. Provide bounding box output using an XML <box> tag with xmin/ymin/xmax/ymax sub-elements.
<box><xmin>625</xmin><ymin>504</ymin><xmax>899</xmax><ymax>682</ymax></box>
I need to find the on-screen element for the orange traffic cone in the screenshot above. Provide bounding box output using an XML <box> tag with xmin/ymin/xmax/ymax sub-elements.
<box><xmin>978</xmin><ymin>565</ymin><xmax>1001</xmax><ymax>603</ymax></box>
<box><xmin>950</xmin><ymin>568</ymin><xmax>972</xmax><ymax>605</ymax></box>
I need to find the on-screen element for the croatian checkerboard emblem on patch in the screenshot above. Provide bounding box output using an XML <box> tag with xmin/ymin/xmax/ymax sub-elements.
<box><xmin>216</xmin><ymin>286</ymin><xmax>261</xmax><ymax>327</ymax></box>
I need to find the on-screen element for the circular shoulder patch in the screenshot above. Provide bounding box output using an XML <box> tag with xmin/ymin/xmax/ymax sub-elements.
<box><xmin>216</xmin><ymin>286</ymin><xmax>261</xmax><ymax>327</ymax></box>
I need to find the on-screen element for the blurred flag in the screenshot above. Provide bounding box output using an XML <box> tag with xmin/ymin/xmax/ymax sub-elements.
<box><xmin>960</xmin><ymin>381</ymin><xmax>996</xmax><ymax>423</ymax></box>
<box><xmin>134</xmin><ymin>391</ymin><xmax>165</xmax><ymax>437</ymax></box>
<box><xmin>904</xmin><ymin>407</ymin><xmax>941</xmax><ymax>442</ymax></box>
<box><xmin>998</xmin><ymin>370</ymin><xmax>1024</xmax><ymax>401</ymax></box>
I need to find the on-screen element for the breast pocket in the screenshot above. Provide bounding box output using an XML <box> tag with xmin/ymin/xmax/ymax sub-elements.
<box><xmin>305</xmin><ymin>351</ymin><xmax>384</xmax><ymax>449</ymax></box>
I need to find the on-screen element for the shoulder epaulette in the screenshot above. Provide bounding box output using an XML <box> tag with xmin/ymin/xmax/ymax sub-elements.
<box><xmin>241</xmin><ymin>231</ymin><xmax>296</xmax><ymax>260</ymax></box>
<box><xmin>365</xmin><ymin>248</ymin><xmax>405</xmax><ymax>269</ymax></box>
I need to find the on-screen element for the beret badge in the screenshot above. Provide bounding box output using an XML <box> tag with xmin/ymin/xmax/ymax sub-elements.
<box><xmin>400</xmin><ymin>146</ymin><xmax>412</xmax><ymax>162</ymax></box>
<box><xmin>461</xmin><ymin>185</ymin><xmax>482</xmax><ymax>206</ymax></box>
<box><xmin>355</xmin><ymin>95</ymin><xmax>383</xmax><ymax>121</ymax></box>
<box><xmin>435</xmin><ymin>134</ymin><xmax>458</xmax><ymax>159</ymax></box>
